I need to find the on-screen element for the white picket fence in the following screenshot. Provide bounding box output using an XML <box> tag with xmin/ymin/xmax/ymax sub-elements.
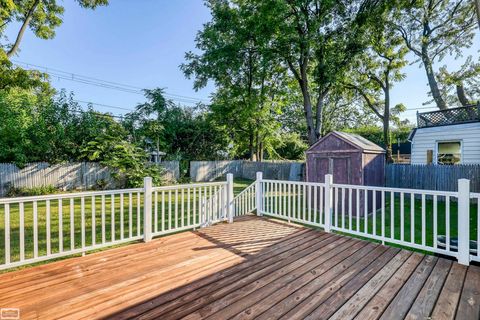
<box><xmin>2</xmin><ymin>171</ymin><xmax>479</xmax><ymax>271</ymax></box>
<box><xmin>257</xmin><ymin>172</ymin><xmax>479</xmax><ymax>266</ymax></box>
<box><xmin>0</xmin><ymin>176</ymin><xmax>234</xmax><ymax>270</ymax></box>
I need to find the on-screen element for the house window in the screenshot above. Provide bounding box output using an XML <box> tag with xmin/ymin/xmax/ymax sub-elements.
<box><xmin>436</xmin><ymin>141</ymin><xmax>462</xmax><ymax>165</ymax></box>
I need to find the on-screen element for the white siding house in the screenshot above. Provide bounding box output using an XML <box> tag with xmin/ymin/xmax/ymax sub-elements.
<box><xmin>410</xmin><ymin>121</ymin><xmax>480</xmax><ymax>165</ymax></box>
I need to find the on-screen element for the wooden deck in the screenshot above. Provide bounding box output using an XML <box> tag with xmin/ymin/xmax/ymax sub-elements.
<box><xmin>1</xmin><ymin>216</ymin><xmax>479</xmax><ymax>320</ymax></box>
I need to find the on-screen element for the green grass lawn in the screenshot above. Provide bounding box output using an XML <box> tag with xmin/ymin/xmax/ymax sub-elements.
<box><xmin>263</xmin><ymin>188</ymin><xmax>479</xmax><ymax>255</ymax></box>
<box><xmin>0</xmin><ymin>178</ymin><xmax>255</xmax><ymax>271</ymax></box>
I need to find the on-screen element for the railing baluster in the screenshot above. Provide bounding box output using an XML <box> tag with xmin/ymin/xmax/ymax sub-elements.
<box><xmin>446</xmin><ymin>196</ymin><xmax>450</xmax><ymax>251</ymax></box>
<box><xmin>136</xmin><ymin>192</ymin><xmax>141</xmax><ymax>236</ymax></box>
<box><xmin>46</xmin><ymin>200</ymin><xmax>51</xmax><ymax>255</ymax></box>
<box><xmin>59</xmin><ymin>199</ymin><xmax>64</xmax><ymax>251</ymax></box>
<box><xmin>356</xmin><ymin>189</ymin><xmax>360</xmax><ymax>232</ymax></box>
<box><xmin>181</xmin><ymin>188</ymin><xmax>185</xmax><ymax>227</ymax></box>
<box><xmin>381</xmin><ymin>191</ymin><xmax>385</xmax><ymax>243</ymax></box>
<box><xmin>91</xmin><ymin>196</ymin><xmax>96</xmax><ymax>245</ymax></box>
<box><xmin>33</xmin><ymin>201</ymin><xmax>38</xmax><ymax>258</ymax></box>
<box><xmin>81</xmin><ymin>197</ymin><xmax>85</xmax><ymax>250</ymax></box>
<box><xmin>348</xmin><ymin>188</ymin><xmax>352</xmax><ymax>231</ymax></box>
<box><xmin>308</xmin><ymin>185</ymin><xmax>312</xmax><ymax>222</ymax></box>
<box><xmin>120</xmin><ymin>194</ymin><xmax>124</xmax><ymax>240</ymax></box>
<box><xmin>187</xmin><ymin>188</ymin><xmax>191</xmax><ymax>226</ymax></box>
<box><xmin>128</xmin><ymin>193</ymin><xmax>133</xmax><ymax>238</ymax></box>
<box><xmin>162</xmin><ymin>191</ymin><xmax>166</xmax><ymax>231</ymax></box>
<box><xmin>111</xmin><ymin>194</ymin><xmax>115</xmax><ymax>242</ymax></box>
<box><xmin>69</xmin><ymin>198</ymin><xmax>74</xmax><ymax>250</ymax></box>
<box><xmin>364</xmin><ymin>189</ymin><xmax>368</xmax><ymax>233</ymax></box>
<box><xmin>390</xmin><ymin>191</ymin><xmax>394</xmax><ymax>239</ymax></box>
<box><xmin>101</xmin><ymin>195</ymin><xmax>106</xmax><ymax>244</ymax></box>
<box><xmin>400</xmin><ymin>192</ymin><xmax>404</xmax><ymax>241</ymax></box>
<box><xmin>168</xmin><ymin>190</ymin><xmax>172</xmax><ymax>230</ymax></box>
<box><xmin>192</xmin><ymin>187</ymin><xmax>193</xmax><ymax>225</ymax></box>
<box><xmin>334</xmin><ymin>187</ymin><xmax>338</xmax><ymax>227</ymax></box>
<box><xmin>175</xmin><ymin>189</ymin><xmax>179</xmax><ymax>228</ymax></box>
<box><xmin>154</xmin><ymin>191</ymin><xmax>158</xmax><ymax>233</ymax></box>
<box><xmin>410</xmin><ymin>192</ymin><xmax>415</xmax><ymax>244</ymax></box>
<box><xmin>422</xmin><ymin>194</ymin><xmax>426</xmax><ymax>246</ymax></box>
<box><xmin>303</xmin><ymin>184</ymin><xmax>307</xmax><ymax>221</ymax></box>
<box><xmin>433</xmin><ymin>195</ymin><xmax>438</xmax><ymax>249</ymax></box>
<box><xmin>373</xmin><ymin>190</ymin><xmax>377</xmax><ymax>236</ymax></box>
<box><xmin>19</xmin><ymin>202</ymin><xmax>24</xmax><ymax>261</ymax></box>
<box><xmin>4</xmin><ymin>204</ymin><xmax>10</xmax><ymax>264</ymax></box>
<box><xmin>340</xmin><ymin>188</ymin><xmax>345</xmax><ymax>229</ymax></box>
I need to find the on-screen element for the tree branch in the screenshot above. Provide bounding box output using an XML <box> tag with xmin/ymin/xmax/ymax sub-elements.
<box><xmin>7</xmin><ymin>0</ymin><xmax>41</xmax><ymax>58</ymax></box>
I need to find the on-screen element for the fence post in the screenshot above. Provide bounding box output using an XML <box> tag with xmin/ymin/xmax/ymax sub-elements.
<box><xmin>143</xmin><ymin>177</ymin><xmax>153</xmax><ymax>242</ymax></box>
<box><xmin>457</xmin><ymin>178</ymin><xmax>470</xmax><ymax>265</ymax></box>
<box><xmin>256</xmin><ymin>172</ymin><xmax>263</xmax><ymax>216</ymax></box>
<box><xmin>226</xmin><ymin>173</ymin><xmax>234</xmax><ymax>223</ymax></box>
<box><xmin>324</xmin><ymin>174</ymin><xmax>333</xmax><ymax>233</ymax></box>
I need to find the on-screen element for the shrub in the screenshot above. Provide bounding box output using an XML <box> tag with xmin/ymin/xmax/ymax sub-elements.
<box><xmin>6</xmin><ymin>185</ymin><xmax>59</xmax><ymax>197</ymax></box>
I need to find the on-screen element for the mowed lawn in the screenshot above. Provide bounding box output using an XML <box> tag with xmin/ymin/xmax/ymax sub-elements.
<box><xmin>0</xmin><ymin>179</ymin><xmax>253</xmax><ymax>270</ymax></box>
<box><xmin>263</xmin><ymin>189</ymin><xmax>479</xmax><ymax>254</ymax></box>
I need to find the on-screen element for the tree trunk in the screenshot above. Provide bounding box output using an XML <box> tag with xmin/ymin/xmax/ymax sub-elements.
<box><xmin>456</xmin><ymin>83</ymin><xmax>470</xmax><ymax>106</ymax></box>
<box><xmin>476</xmin><ymin>0</ymin><xmax>480</xmax><ymax>30</ymax></box>
<box><xmin>383</xmin><ymin>88</ymin><xmax>393</xmax><ymax>163</ymax></box>
<box><xmin>314</xmin><ymin>90</ymin><xmax>327</xmax><ymax>140</ymax></box>
<box><xmin>249</xmin><ymin>132</ymin><xmax>254</xmax><ymax>161</ymax></box>
<box><xmin>300</xmin><ymin>83</ymin><xmax>317</xmax><ymax>145</ymax></box>
<box><xmin>7</xmin><ymin>0</ymin><xmax>40</xmax><ymax>58</ymax></box>
<box><xmin>421</xmin><ymin>51</ymin><xmax>447</xmax><ymax>110</ymax></box>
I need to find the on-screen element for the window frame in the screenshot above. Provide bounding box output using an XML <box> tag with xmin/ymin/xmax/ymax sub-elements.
<box><xmin>435</xmin><ymin>140</ymin><xmax>463</xmax><ymax>165</ymax></box>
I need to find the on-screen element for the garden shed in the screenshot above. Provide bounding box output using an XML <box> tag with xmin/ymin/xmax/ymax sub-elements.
<box><xmin>306</xmin><ymin>131</ymin><xmax>385</xmax><ymax>215</ymax></box>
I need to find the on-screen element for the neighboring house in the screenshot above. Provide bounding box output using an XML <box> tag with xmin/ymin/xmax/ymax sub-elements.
<box><xmin>408</xmin><ymin>104</ymin><xmax>480</xmax><ymax>165</ymax></box>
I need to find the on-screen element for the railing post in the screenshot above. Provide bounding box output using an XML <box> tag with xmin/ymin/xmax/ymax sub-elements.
<box><xmin>226</xmin><ymin>173</ymin><xmax>234</xmax><ymax>223</ymax></box>
<box><xmin>256</xmin><ymin>172</ymin><xmax>263</xmax><ymax>216</ymax></box>
<box><xmin>457</xmin><ymin>178</ymin><xmax>470</xmax><ymax>265</ymax></box>
<box><xmin>324</xmin><ymin>174</ymin><xmax>333</xmax><ymax>233</ymax></box>
<box><xmin>143</xmin><ymin>177</ymin><xmax>153</xmax><ymax>242</ymax></box>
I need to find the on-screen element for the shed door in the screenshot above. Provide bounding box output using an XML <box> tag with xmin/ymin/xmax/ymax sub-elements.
<box><xmin>314</xmin><ymin>157</ymin><xmax>351</xmax><ymax>184</ymax></box>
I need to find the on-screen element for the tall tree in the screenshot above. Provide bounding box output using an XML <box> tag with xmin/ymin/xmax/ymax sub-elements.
<box><xmin>346</xmin><ymin>24</ymin><xmax>408</xmax><ymax>162</ymax></box>
<box><xmin>394</xmin><ymin>0</ymin><xmax>477</xmax><ymax>110</ymax></box>
<box><xmin>1</xmin><ymin>0</ymin><xmax>108</xmax><ymax>58</ymax></box>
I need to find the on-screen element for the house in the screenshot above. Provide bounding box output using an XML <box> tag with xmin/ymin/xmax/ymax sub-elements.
<box><xmin>408</xmin><ymin>104</ymin><xmax>480</xmax><ymax>165</ymax></box>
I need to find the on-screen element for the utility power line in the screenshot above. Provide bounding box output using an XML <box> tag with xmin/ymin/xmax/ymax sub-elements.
<box><xmin>12</xmin><ymin>60</ymin><xmax>211</xmax><ymax>106</ymax></box>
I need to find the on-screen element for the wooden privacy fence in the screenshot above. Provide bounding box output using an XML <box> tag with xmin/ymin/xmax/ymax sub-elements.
<box><xmin>190</xmin><ymin>160</ymin><xmax>304</xmax><ymax>182</ymax></box>
<box><xmin>0</xmin><ymin>162</ymin><xmax>180</xmax><ymax>197</ymax></box>
<box><xmin>386</xmin><ymin>164</ymin><xmax>480</xmax><ymax>192</ymax></box>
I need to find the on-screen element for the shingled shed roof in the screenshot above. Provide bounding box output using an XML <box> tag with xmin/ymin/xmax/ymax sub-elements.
<box><xmin>307</xmin><ymin>131</ymin><xmax>385</xmax><ymax>153</ymax></box>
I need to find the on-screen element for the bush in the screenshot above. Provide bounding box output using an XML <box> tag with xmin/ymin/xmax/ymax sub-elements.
<box><xmin>6</xmin><ymin>185</ymin><xmax>59</xmax><ymax>197</ymax></box>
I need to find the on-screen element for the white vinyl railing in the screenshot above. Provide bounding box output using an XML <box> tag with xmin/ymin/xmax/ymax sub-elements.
<box><xmin>0</xmin><ymin>176</ymin><xmax>234</xmax><ymax>270</ymax></box>
<box><xmin>255</xmin><ymin>172</ymin><xmax>478</xmax><ymax>266</ymax></box>
<box><xmin>233</xmin><ymin>181</ymin><xmax>256</xmax><ymax>217</ymax></box>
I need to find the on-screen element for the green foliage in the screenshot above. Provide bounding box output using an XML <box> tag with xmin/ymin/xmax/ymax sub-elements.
<box><xmin>346</xmin><ymin>125</ymin><xmax>413</xmax><ymax>148</ymax></box>
<box><xmin>82</xmin><ymin>133</ymin><xmax>165</xmax><ymax>188</ymax></box>
<box><xmin>6</xmin><ymin>184</ymin><xmax>58</xmax><ymax>197</ymax></box>
<box><xmin>125</xmin><ymin>88</ymin><xmax>230</xmax><ymax>161</ymax></box>
<box><xmin>1</xmin><ymin>0</ymin><xmax>108</xmax><ymax>58</ymax></box>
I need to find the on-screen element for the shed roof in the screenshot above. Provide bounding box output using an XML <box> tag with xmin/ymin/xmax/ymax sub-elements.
<box><xmin>307</xmin><ymin>131</ymin><xmax>385</xmax><ymax>153</ymax></box>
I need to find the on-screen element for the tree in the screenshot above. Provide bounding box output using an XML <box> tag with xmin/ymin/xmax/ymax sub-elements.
<box><xmin>182</xmin><ymin>0</ymin><xmax>288</xmax><ymax>160</ymax></box>
<box><xmin>475</xmin><ymin>0</ymin><xmax>480</xmax><ymax>29</ymax></box>
<box><xmin>394</xmin><ymin>0</ymin><xmax>477</xmax><ymax>110</ymax></box>
<box><xmin>346</xmin><ymin>25</ymin><xmax>408</xmax><ymax>162</ymax></box>
<box><xmin>1</xmin><ymin>0</ymin><xmax>108</xmax><ymax>58</ymax></box>
<box><xmin>437</xmin><ymin>56</ymin><xmax>480</xmax><ymax>106</ymax></box>
<box><xmin>250</xmin><ymin>0</ymin><xmax>381</xmax><ymax>145</ymax></box>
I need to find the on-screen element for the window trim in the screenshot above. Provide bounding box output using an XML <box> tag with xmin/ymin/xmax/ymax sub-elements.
<box><xmin>435</xmin><ymin>140</ymin><xmax>463</xmax><ymax>165</ymax></box>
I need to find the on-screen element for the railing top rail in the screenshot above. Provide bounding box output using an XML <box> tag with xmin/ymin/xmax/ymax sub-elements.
<box><xmin>234</xmin><ymin>182</ymin><xmax>255</xmax><ymax>198</ymax></box>
<box><xmin>152</xmin><ymin>181</ymin><xmax>227</xmax><ymax>191</ymax></box>
<box><xmin>0</xmin><ymin>188</ymin><xmax>144</xmax><ymax>204</ymax></box>
<box><xmin>471</xmin><ymin>192</ymin><xmax>480</xmax><ymax>198</ymax></box>
<box><xmin>331</xmin><ymin>183</ymin><xmax>458</xmax><ymax>197</ymax></box>
<box><xmin>261</xmin><ymin>179</ymin><xmax>326</xmax><ymax>187</ymax></box>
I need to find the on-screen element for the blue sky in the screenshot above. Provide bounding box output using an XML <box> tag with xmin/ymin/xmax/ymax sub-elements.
<box><xmin>6</xmin><ymin>1</ymin><xmax>479</xmax><ymax>123</ymax></box>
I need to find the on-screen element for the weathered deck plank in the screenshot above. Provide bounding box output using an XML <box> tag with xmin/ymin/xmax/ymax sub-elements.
<box><xmin>0</xmin><ymin>215</ymin><xmax>478</xmax><ymax>320</ymax></box>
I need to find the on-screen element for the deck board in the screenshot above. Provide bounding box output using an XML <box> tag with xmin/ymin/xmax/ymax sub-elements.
<box><xmin>0</xmin><ymin>215</ymin><xmax>479</xmax><ymax>320</ymax></box>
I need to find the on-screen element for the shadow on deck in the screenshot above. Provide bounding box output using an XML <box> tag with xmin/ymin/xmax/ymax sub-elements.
<box><xmin>0</xmin><ymin>216</ymin><xmax>479</xmax><ymax>319</ymax></box>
